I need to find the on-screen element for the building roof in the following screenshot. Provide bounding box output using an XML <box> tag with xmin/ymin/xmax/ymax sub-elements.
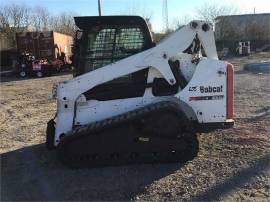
<box><xmin>215</xmin><ymin>13</ymin><xmax>270</xmax><ymax>20</ymax></box>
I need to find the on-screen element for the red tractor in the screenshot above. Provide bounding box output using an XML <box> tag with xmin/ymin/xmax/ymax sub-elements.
<box><xmin>16</xmin><ymin>52</ymin><xmax>70</xmax><ymax>78</ymax></box>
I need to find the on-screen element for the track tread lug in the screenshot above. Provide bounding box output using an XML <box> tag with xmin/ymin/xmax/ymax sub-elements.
<box><xmin>58</xmin><ymin>100</ymin><xmax>199</xmax><ymax>168</ymax></box>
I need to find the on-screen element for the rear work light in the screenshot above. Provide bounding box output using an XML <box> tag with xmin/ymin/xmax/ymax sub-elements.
<box><xmin>226</xmin><ymin>63</ymin><xmax>234</xmax><ymax>119</ymax></box>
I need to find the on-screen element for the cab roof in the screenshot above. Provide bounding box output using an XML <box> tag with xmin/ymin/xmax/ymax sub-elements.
<box><xmin>74</xmin><ymin>15</ymin><xmax>148</xmax><ymax>30</ymax></box>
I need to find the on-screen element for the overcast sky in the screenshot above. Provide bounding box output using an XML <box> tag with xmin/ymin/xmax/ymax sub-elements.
<box><xmin>1</xmin><ymin>0</ymin><xmax>270</xmax><ymax>32</ymax></box>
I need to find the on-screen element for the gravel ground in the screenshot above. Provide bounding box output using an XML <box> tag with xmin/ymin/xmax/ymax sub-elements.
<box><xmin>1</xmin><ymin>52</ymin><xmax>269</xmax><ymax>201</ymax></box>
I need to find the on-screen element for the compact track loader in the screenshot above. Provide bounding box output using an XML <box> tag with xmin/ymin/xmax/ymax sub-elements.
<box><xmin>46</xmin><ymin>16</ymin><xmax>234</xmax><ymax>167</ymax></box>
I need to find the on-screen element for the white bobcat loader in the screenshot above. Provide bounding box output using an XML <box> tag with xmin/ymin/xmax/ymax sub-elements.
<box><xmin>46</xmin><ymin>16</ymin><xmax>234</xmax><ymax>167</ymax></box>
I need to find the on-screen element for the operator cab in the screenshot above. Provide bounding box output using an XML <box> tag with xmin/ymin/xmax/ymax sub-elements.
<box><xmin>72</xmin><ymin>16</ymin><xmax>191</xmax><ymax>101</ymax></box>
<box><xmin>72</xmin><ymin>16</ymin><xmax>156</xmax><ymax>100</ymax></box>
<box><xmin>73</xmin><ymin>16</ymin><xmax>154</xmax><ymax>75</ymax></box>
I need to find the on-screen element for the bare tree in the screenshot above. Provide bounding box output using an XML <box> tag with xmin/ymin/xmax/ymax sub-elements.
<box><xmin>196</xmin><ymin>3</ymin><xmax>238</xmax><ymax>24</ymax></box>
<box><xmin>0</xmin><ymin>6</ymin><xmax>10</xmax><ymax>29</ymax></box>
<box><xmin>121</xmin><ymin>2</ymin><xmax>153</xmax><ymax>29</ymax></box>
<box><xmin>0</xmin><ymin>3</ymin><xmax>78</xmax><ymax>49</ymax></box>
<box><xmin>31</xmin><ymin>6</ymin><xmax>49</xmax><ymax>31</ymax></box>
<box><xmin>0</xmin><ymin>6</ymin><xmax>14</xmax><ymax>49</ymax></box>
<box><xmin>171</xmin><ymin>15</ymin><xmax>192</xmax><ymax>30</ymax></box>
<box><xmin>7</xmin><ymin>4</ymin><xmax>31</xmax><ymax>30</ymax></box>
<box><xmin>49</xmin><ymin>12</ymin><xmax>76</xmax><ymax>36</ymax></box>
<box><xmin>0</xmin><ymin>4</ymin><xmax>31</xmax><ymax>47</ymax></box>
<box><xmin>0</xmin><ymin>3</ymin><xmax>77</xmax><ymax>35</ymax></box>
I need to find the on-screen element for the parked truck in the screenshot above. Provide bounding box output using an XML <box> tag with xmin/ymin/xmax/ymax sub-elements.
<box><xmin>16</xmin><ymin>31</ymin><xmax>73</xmax><ymax>77</ymax></box>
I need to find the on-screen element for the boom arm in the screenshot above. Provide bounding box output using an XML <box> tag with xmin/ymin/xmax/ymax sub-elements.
<box><xmin>54</xmin><ymin>20</ymin><xmax>218</xmax><ymax>144</ymax></box>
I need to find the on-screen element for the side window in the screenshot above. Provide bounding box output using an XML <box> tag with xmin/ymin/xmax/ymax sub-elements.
<box><xmin>85</xmin><ymin>26</ymin><xmax>145</xmax><ymax>82</ymax></box>
<box><xmin>84</xmin><ymin>26</ymin><xmax>144</xmax><ymax>71</ymax></box>
<box><xmin>89</xmin><ymin>28</ymin><xmax>116</xmax><ymax>69</ymax></box>
<box><xmin>114</xmin><ymin>28</ymin><xmax>144</xmax><ymax>59</ymax></box>
<box><xmin>112</xmin><ymin>27</ymin><xmax>144</xmax><ymax>83</ymax></box>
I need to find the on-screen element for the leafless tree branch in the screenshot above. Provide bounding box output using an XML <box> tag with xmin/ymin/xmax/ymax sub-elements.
<box><xmin>196</xmin><ymin>3</ymin><xmax>238</xmax><ymax>24</ymax></box>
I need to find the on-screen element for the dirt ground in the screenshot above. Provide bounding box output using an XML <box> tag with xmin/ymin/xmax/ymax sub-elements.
<box><xmin>1</xmin><ymin>52</ymin><xmax>269</xmax><ymax>201</ymax></box>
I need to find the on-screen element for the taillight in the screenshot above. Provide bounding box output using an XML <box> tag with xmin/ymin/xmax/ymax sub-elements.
<box><xmin>226</xmin><ymin>63</ymin><xmax>234</xmax><ymax>119</ymax></box>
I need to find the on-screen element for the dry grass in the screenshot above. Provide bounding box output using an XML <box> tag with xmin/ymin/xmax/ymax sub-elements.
<box><xmin>1</xmin><ymin>53</ymin><xmax>269</xmax><ymax>201</ymax></box>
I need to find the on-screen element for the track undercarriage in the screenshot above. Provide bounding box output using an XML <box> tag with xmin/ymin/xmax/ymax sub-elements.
<box><xmin>48</xmin><ymin>101</ymin><xmax>199</xmax><ymax>168</ymax></box>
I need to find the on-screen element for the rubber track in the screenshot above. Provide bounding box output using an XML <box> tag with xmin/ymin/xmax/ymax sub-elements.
<box><xmin>58</xmin><ymin>100</ymin><xmax>199</xmax><ymax>168</ymax></box>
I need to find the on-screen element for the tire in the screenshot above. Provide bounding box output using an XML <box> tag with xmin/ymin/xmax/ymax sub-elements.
<box><xmin>36</xmin><ymin>71</ymin><xmax>43</xmax><ymax>78</ymax></box>
<box><xmin>19</xmin><ymin>71</ymin><xmax>27</xmax><ymax>78</ymax></box>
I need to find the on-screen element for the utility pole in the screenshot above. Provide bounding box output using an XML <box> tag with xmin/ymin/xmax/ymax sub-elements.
<box><xmin>98</xmin><ymin>0</ymin><xmax>102</xmax><ymax>16</ymax></box>
<box><xmin>162</xmin><ymin>0</ymin><xmax>169</xmax><ymax>33</ymax></box>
